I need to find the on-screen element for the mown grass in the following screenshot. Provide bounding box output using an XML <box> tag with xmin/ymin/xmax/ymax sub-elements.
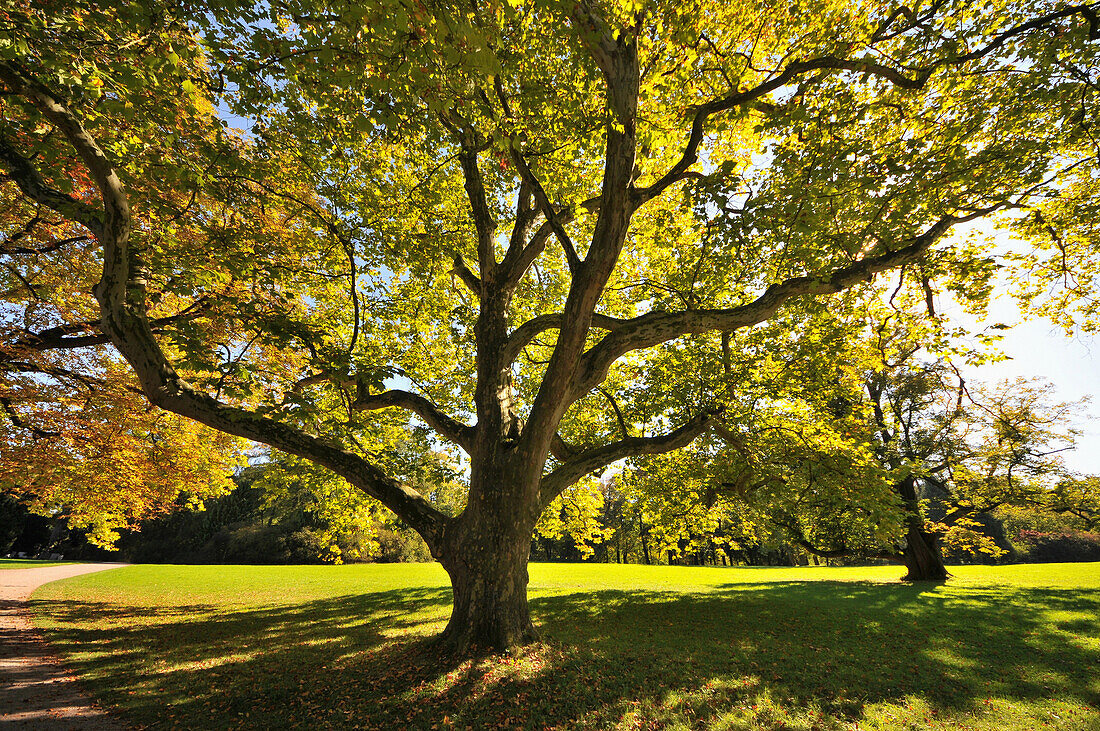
<box><xmin>0</xmin><ymin>558</ymin><xmax>78</xmax><ymax>569</ymax></box>
<box><xmin>31</xmin><ymin>562</ymin><xmax>1100</xmax><ymax>730</ymax></box>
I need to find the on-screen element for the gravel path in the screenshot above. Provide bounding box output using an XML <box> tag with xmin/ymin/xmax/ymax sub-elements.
<box><xmin>1</xmin><ymin>563</ymin><xmax>129</xmax><ymax>729</ymax></box>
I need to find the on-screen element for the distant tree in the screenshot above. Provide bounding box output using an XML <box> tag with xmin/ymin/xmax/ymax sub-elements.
<box><xmin>617</xmin><ymin>291</ymin><xmax>1081</xmax><ymax>579</ymax></box>
<box><xmin>862</xmin><ymin>357</ymin><xmax>1078</xmax><ymax>578</ymax></box>
<box><xmin>1045</xmin><ymin>475</ymin><xmax>1100</xmax><ymax>530</ymax></box>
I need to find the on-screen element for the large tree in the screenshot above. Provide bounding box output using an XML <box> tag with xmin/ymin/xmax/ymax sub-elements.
<box><xmin>2</xmin><ymin>0</ymin><xmax>1097</xmax><ymax>650</ymax></box>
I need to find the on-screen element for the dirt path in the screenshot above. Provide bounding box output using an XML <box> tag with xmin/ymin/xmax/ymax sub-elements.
<box><xmin>1</xmin><ymin>563</ymin><xmax>129</xmax><ymax>729</ymax></box>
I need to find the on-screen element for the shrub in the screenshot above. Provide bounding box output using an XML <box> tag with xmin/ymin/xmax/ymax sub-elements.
<box><xmin>1013</xmin><ymin>529</ymin><xmax>1100</xmax><ymax>563</ymax></box>
<box><xmin>375</xmin><ymin>527</ymin><xmax>433</xmax><ymax>563</ymax></box>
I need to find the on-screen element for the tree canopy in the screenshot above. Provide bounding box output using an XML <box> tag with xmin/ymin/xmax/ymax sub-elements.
<box><xmin>0</xmin><ymin>357</ymin><xmax>245</xmax><ymax>547</ymax></box>
<box><xmin>1</xmin><ymin>0</ymin><xmax>1098</xmax><ymax>650</ymax></box>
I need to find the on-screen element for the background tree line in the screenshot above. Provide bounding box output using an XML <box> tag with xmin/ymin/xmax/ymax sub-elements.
<box><xmin>6</xmin><ymin>419</ymin><xmax>1096</xmax><ymax>568</ymax></box>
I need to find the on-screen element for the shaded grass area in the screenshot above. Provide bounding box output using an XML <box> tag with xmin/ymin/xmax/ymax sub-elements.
<box><xmin>0</xmin><ymin>558</ymin><xmax>78</xmax><ymax>569</ymax></box>
<box><xmin>31</xmin><ymin>563</ymin><xmax>1100</xmax><ymax>730</ymax></box>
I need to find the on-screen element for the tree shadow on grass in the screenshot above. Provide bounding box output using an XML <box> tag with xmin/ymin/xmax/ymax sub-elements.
<box><xmin>31</xmin><ymin>580</ymin><xmax>1100</xmax><ymax>729</ymax></box>
<box><xmin>536</xmin><ymin>582</ymin><xmax>1100</xmax><ymax>722</ymax></box>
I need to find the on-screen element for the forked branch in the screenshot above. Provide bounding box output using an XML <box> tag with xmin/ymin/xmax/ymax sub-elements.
<box><xmin>352</xmin><ymin>388</ymin><xmax>475</xmax><ymax>454</ymax></box>
<box><xmin>636</xmin><ymin>4</ymin><xmax>1100</xmax><ymax>207</ymax></box>
<box><xmin>510</xmin><ymin>150</ymin><xmax>581</xmax><ymax>272</ymax></box>
<box><xmin>572</xmin><ymin>211</ymin><xmax>1001</xmax><ymax>401</ymax></box>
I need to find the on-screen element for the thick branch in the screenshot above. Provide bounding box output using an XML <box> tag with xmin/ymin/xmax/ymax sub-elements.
<box><xmin>573</xmin><ymin>214</ymin><xmax>988</xmax><ymax>400</ymax></box>
<box><xmin>539</xmin><ymin>409</ymin><xmax>718</xmax><ymax>506</ymax></box>
<box><xmin>943</xmin><ymin>3</ymin><xmax>1100</xmax><ymax>62</ymax></box>
<box><xmin>0</xmin><ymin>64</ymin><xmax>122</xmax><ymax>243</ymax></box>
<box><xmin>451</xmin><ymin>253</ymin><xmax>482</xmax><ymax>294</ymax></box>
<box><xmin>10</xmin><ymin>59</ymin><xmax>451</xmax><ymax>549</ymax></box>
<box><xmin>502</xmin><ymin>312</ymin><xmax>626</xmax><ymax>366</ymax></box>
<box><xmin>352</xmin><ymin>388</ymin><xmax>474</xmax><ymax>454</ymax></box>
<box><xmin>456</xmin><ymin>142</ymin><xmax>498</xmax><ymax>278</ymax></box>
<box><xmin>519</xmin><ymin>32</ymin><xmax>640</xmax><ymax>459</ymax></box>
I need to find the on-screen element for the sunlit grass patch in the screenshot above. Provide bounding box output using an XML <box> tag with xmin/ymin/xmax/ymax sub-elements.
<box><xmin>31</xmin><ymin>562</ymin><xmax>1100</xmax><ymax>729</ymax></box>
<box><xmin>0</xmin><ymin>558</ymin><xmax>79</xmax><ymax>569</ymax></box>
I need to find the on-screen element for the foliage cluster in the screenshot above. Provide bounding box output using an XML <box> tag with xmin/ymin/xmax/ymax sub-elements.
<box><xmin>0</xmin><ymin>359</ymin><xmax>248</xmax><ymax>547</ymax></box>
<box><xmin>1012</xmin><ymin>529</ymin><xmax>1100</xmax><ymax>563</ymax></box>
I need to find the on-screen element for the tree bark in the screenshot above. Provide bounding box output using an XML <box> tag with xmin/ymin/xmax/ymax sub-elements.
<box><xmin>437</xmin><ymin>517</ymin><xmax>539</xmax><ymax>654</ymax></box>
<box><xmin>896</xmin><ymin>475</ymin><xmax>949</xmax><ymax>581</ymax></box>
<box><xmin>901</xmin><ymin>522</ymin><xmax>949</xmax><ymax>581</ymax></box>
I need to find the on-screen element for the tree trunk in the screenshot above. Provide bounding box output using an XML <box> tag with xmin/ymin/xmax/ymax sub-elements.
<box><xmin>437</xmin><ymin>530</ymin><xmax>538</xmax><ymax>654</ymax></box>
<box><xmin>434</xmin><ymin>452</ymin><xmax>543</xmax><ymax>654</ymax></box>
<box><xmin>901</xmin><ymin>522</ymin><xmax>949</xmax><ymax>581</ymax></box>
<box><xmin>896</xmin><ymin>475</ymin><xmax>949</xmax><ymax>582</ymax></box>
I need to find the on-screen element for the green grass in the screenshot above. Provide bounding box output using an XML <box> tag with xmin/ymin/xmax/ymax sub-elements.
<box><xmin>31</xmin><ymin>562</ymin><xmax>1100</xmax><ymax>730</ymax></box>
<box><xmin>0</xmin><ymin>558</ymin><xmax>78</xmax><ymax>569</ymax></box>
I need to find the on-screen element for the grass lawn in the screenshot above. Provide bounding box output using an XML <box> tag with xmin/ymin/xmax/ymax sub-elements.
<box><xmin>31</xmin><ymin>562</ymin><xmax>1100</xmax><ymax>730</ymax></box>
<box><xmin>0</xmin><ymin>558</ymin><xmax>78</xmax><ymax>569</ymax></box>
